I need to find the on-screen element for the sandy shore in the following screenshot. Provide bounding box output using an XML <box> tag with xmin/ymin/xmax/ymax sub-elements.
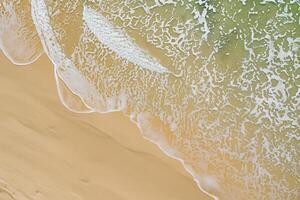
<box><xmin>0</xmin><ymin>52</ymin><xmax>211</xmax><ymax>200</ymax></box>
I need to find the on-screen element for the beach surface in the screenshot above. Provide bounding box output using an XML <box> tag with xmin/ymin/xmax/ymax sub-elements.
<box><xmin>0</xmin><ymin>52</ymin><xmax>211</xmax><ymax>200</ymax></box>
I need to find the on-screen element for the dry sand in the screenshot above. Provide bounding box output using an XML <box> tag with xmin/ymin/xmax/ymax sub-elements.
<box><xmin>0</xmin><ymin>52</ymin><xmax>211</xmax><ymax>200</ymax></box>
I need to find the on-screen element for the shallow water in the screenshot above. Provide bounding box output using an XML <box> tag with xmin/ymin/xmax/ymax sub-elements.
<box><xmin>0</xmin><ymin>0</ymin><xmax>299</xmax><ymax>199</ymax></box>
<box><xmin>0</xmin><ymin>0</ymin><xmax>42</xmax><ymax>64</ymax></box>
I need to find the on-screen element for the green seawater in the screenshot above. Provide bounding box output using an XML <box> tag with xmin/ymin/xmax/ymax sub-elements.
<box><xmin>0</xmin><ymin>0</ymin><xmax>299</xmax><ymax>199</ymax></box>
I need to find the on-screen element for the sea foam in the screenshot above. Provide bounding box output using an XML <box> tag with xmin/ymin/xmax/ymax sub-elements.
<box><xmin>1</xmin><ymin>0</ymin><xmax>299</xmax><ymax>199</ymax></box>
<box><xmin>83</xmin><ymin>6</ymin><xmax>170</xmax><ymax>74</ymax></box>
<box><xmin>0</xmin><ymin>0</ymin><xmax>42</xmax><ymax>65</ymax></box>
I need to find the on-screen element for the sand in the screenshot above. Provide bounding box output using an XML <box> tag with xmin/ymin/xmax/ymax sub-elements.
<box><xmin>0</xmin><ymin>52</ymin><xmax>211</xmax><ymax>200</ymax></box>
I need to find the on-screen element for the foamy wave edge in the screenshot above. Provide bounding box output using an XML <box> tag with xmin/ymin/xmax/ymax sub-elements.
<box><xmin>3</xmin><ymin>0</ymin><xmax>298</xmax><ymax>199</ymax></box>
<box><xmin>26</xmin><ymin>0</ymin><xmax>218</xmax><ymax>199</ymax></box>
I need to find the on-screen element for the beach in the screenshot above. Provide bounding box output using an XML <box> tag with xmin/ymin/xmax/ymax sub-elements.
<box><xmin>0</xmin><ymin>51</ymin><xmax>211</xmax><ymax>200</ymax></box>
<box><xmin>1</xmin><ymin>1</ymin><xmax>299</xmax><ymax>199</ymax></box>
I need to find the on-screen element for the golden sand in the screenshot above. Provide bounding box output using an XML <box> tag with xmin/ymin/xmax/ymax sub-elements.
<box><xmin>0</xmin><ymin>52</ymin><xmax>211</xmax><ymax>200</ymax></box>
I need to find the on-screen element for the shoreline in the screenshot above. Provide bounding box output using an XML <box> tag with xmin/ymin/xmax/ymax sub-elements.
<box><xmin>0</xmin><ymin>52</ymin><xmax>211</xmax><ymax>199</ymax></box>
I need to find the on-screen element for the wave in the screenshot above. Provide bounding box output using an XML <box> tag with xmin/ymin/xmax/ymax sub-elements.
<box><xmin>0</xmin><ymin>0</ymin><xmax>42</xmax><ymax>65</ymax></box>
<box><xmin>83</xmin><ymin>6</ymin><xmax>170</xmax><ymax>74</ymax></box>
<box><xmin>1</xmin><ymin>0</ymin><xmax>299</xmax><ymax>199</ymax></box>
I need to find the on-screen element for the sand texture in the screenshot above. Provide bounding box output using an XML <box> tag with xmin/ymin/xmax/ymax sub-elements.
<box><xmin>0</xmin><ymin>52</ymin><xmax>211</xmax><ymax>200</ymax></box>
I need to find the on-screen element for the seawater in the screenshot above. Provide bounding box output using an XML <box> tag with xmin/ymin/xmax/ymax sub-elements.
<box><xmin>0</xmin><ymin>0</ymin><xmax>42</xmax><ymax>64</ymax></box>
<box><xmin>0</xmin><ymin>0</ymin><xmax>299</xmax><ymax>199</ymax></box>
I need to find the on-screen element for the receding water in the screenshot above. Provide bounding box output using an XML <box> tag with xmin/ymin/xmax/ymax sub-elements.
<box><xmin>0</xmin><ymin>0</ymin><xmax>299</xmax><ymax>199</ymax></box>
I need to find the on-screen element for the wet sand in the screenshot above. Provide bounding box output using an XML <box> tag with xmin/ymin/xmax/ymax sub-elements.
<box><xmin>0</xmin><ymin>52</ymin><xmax>211</xmax><ymax>200</ymax></box>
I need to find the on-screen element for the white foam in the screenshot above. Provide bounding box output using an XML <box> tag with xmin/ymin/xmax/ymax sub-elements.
<box><xmin>31</xmin><ymin>0</ymin><xmax>106</xmax><ymax>113</ymax></box>
<box><xmin>83</xmin><ymin>6</ymin><xmax>170</xmax><ymax>74</ymax></box>
<box><xmin>135</xmin><ymin>112</ymin><xmax>219</xmax><ymax>200</ymax></box>
<box><xmin>0</xmin><ymin>1</ymin><xmax>42</xmax><ymax>65</ymax></box>
<box><xmin>5</xmin><ymin>1</ymin><xmax>297</xmax><ymax>199</ymax></box>
<box><xmin>54</xmin><ymin>69</ymin><xmax>93</xmax><ymax>113</ymax></box>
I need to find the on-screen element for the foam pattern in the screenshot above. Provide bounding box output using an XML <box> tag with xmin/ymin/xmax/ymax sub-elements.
<box><xmin>1</xmin><ymin>0</ymin><xmax>299</xmax><ymax>199</ymax></box>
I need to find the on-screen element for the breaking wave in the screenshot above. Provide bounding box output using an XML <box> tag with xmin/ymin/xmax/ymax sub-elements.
<box><xmin>1</xmin><ymin>0</ymin><xmax>299</xmax><ymax>199</ymax></box>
